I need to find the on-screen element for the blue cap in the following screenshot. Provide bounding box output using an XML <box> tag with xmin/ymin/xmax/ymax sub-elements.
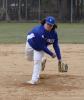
<box><xmin>45</xmin><ymin>16</ymin><xmax>56</xmax><ymax>25</ymax></box>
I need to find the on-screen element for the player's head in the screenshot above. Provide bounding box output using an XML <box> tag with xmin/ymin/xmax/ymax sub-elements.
<box><xmin>45</xmin><ymin>16</ymin><xmax>56</xmax><ymax>26</ymax></box>
<box><xmin>41</xmin><ymin>16</ymin><xmax>57</xmax><ymax>31</ymax></box>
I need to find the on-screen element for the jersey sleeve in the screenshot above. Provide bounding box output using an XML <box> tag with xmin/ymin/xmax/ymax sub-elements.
<box><xmin>39</xmin><ymin>34</ymin><xmax>54</xmax><ymax>56</ymax></box>
<box><xmin>42</xmin><ymin>46</ymin><xmax>53</xmax><ymax>56</ymax></box>
<box><xmin>53</xmin><ymin>31</ymin><xmax>61</xmax><ymax>60</ymax></box>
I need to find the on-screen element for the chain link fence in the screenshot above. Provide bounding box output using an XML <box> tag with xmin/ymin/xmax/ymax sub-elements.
<box><xmin>0</xmin><ymin>0</ymin><xmax>84</xmax><ymax>22</ymax></box>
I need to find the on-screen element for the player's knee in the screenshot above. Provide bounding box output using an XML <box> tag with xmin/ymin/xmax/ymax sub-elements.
<box><xmin>26</xmin><ymin>55</ymin><xmax>33</xmax><ymax>61</ymax></box>
<box><xmin>25</xmin><ymin>49</ymin><xmax>33</xmax><ymax>61</ymax></box>
<box><xmin>34</xmin><ymin>60</ymin><xmax>41</xmax><ymax>65</ymax></box>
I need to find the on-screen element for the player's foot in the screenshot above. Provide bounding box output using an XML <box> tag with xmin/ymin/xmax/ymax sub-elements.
<box><xmin>41</xmin><ymin>58</ymin><xmax>47</xmax><ymax>71</ymax></box>
<box><xmin>26</xmin><ymin>80</ymin><xmax>38</xmax><ymax>85</ymax></box>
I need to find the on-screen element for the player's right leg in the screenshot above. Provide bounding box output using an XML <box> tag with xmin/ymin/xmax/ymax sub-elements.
<box><xmin>25</xmin><ymin>42</ymin><xmax>33</xmax><ymax>61</ymax></box>
<box><xmin>27</xmin><ymin>50</ymin><xmax>44</xmax><ymax>85</ymax></box>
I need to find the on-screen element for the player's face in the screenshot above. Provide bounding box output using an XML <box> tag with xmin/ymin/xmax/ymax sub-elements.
<box><xmin>44</xmin><ymin>23</ymin><xmax>53</xmax><ymax>31</ymax></box>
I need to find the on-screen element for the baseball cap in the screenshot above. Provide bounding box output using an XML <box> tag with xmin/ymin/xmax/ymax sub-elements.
<box><xmin>45</xmin><ymin>16</ymin><xmax>56</xmax><ymax>25</ymax></box>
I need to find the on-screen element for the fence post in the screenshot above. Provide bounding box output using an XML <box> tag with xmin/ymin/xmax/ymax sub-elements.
<box><xmin>25</xmin><ymin>0</ymin><xmax>27</xmax><ymax>20</ymax></box>
<box><xmin>38</xmin><ymin>0</ymin><xmax>41</xmax><ymax>21</ymax></box>
<box><xmin>18</xmin><ymin>0</ymin><xmax>21</xmax><ymax>21</ymax></box>
<box><xmin>71</xmin><ymin>0</ymin><xmax>73</xmax><ymax>23</ymax></box>
<box><xmin>3</xmin><ymin>0</ymin><xmax>5</xmax><ymax>8</ymax></box>
<box><xmin>6</xmin><ymin>0</ymin><xmax>9</xmax><ymax>21</ymax></box>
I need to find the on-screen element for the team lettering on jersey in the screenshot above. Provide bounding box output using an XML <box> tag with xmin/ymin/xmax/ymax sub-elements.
<box><xmin>47</xmin><ymin>39</ymin><xmax>55</xmax><ymax>44</ymax></box>
<box><xmin>45</xmin><ymin>38</ymin><xmax>55</xmax><ymax>44</ymax></box>
<box><xmin>42</xmin><ymin>35</ymin><xmax>55</xmax><ymax>44</ymax></box>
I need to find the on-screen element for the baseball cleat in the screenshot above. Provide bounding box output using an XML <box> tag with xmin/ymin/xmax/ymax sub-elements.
<box><xmin>26</xmin><ymin>80</ymin><xmax>38</xmax><ymax>85</ymax></box>
<box><xmin>41</xmin><ymin>58</ymin><xmax>46</xmax><ymax>71</ymax></box>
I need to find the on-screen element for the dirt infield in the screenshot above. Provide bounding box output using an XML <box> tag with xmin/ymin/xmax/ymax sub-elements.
<box><xmin>0</xmin><ymin>44</ymin><xmax>84</xmax><ymax>100</ymax></box>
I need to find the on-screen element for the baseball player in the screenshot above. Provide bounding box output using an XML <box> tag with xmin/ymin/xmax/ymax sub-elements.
<box><xmin>25</xmin><ymin>16</ymin><xmax>62</xmax><ymax>85</ymax></box>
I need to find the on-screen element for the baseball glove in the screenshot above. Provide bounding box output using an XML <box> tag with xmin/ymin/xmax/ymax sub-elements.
<box><xmin>58</xmin><ymin>61</ymin><xmax>68</xmax><ymax>72</ymax></box>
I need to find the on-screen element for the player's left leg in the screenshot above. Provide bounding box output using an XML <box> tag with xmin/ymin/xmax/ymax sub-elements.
<box><xmin>41</xmin><ymin>57</ymin><xmax>47</xmax><ymax>71</ymax></box>
<box><xmin>27</xmin><ymin>50</ymin><xmax>44</xmax><ymax>84</ymax></box>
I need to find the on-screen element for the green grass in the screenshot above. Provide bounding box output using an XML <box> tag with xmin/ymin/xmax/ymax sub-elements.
<box><xmin>0</xmin><ymin>22</ymin><xmax>38</xmax><ymax>44</ymax></box>
<box><xmin>0</xmin><ymin>22</ymin><xmax>84</xmax><ymax>44</ymax></box>
<box><xmin>58</xmin><ymin>23</ymin><xmax>84</xmax><ymax>43</ymax></box>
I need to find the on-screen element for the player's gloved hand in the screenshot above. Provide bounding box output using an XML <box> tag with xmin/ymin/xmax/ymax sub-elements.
<box><xmin>51</xmin><ymin>53</ymin><xmax>56</xmax><ymax>58</ymax></box>
<box><xmin>58</xmin><ymin>60</ymin><xmax>68</xmax><ymax>72</ymax></box>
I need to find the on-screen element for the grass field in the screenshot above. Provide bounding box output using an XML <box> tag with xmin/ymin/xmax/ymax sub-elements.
<box><xmin>0</xmin><ymin>22</ymin><xmax>84</xmax><ymax>44</ymax></box>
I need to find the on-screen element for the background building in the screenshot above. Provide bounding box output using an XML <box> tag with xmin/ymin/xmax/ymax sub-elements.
<box><xmin>0</xmin><ymin>0</ymin><xmax>84</xmax><ymax>22</ymax></box>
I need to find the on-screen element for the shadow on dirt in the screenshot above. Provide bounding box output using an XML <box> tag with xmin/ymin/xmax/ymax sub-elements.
<box><xmin>19</xmin><ymin>74</ymin><xmax>84</xmax><ymax>92</ymax></box>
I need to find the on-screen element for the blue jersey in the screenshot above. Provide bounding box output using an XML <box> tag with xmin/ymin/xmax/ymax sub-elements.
<box><xmin>27</xmin><ymin>25</ymin><xmax>61</xmax><ymax>60</ymax></box>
